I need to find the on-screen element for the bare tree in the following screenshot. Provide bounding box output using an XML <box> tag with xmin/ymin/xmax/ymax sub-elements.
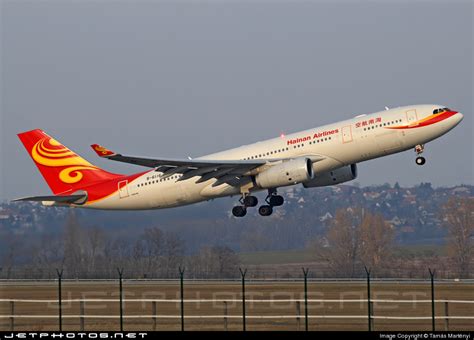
<box><xmin>32</xmin><ymin>233</ymin><xmax>64</xmax><ymax>278</ymax></box>
<box><xmin>311</xmin><ymin>208</ymin><xmax>364</xmax><ymax>277</ymax></box>
<box><xmin>63</xmin><ymin>212</ymin><xmax>84</xmax><ymax>277</ymax></box>
<box><xmin>360</xmin><ymin>212</ymin><xmax>395</xmax><ymax>274</ymax></box>
<box><xmin>103</xmin><ymin>236</ymin><xmax>131</xmax><ymax>277</ymax></box>
<box><xmin>213</xmin><ymin>246</ymin><xmax>240</xmax><ymax>278</ymax></box>
<box><xmin>162</xmin><ymin>232</ymin><xmax>184</xmax><ymax>278</ymax></box>
<box><xmin>188</xmin><ymin>246</ymin><xmax>239</xmax><ymax>279</ymax></box>
<box><xmin>141</xmin><ymin>227</ymin><xmax>165</xmax><ymax>274</ymax></box>
<box><xmin>441</xmin><ymin>197</ymin><xmax>474</xmax><ymax>278</ymax></box>
<box><xmin>85</xmin><ymin>225</ymin><xmax>105</xmax><ymax>273</ymax></box>
<box><xmin>132</xmin><ymin>238</ymin><xmax>147</xmax><ymax>276</ymax></box>
<box><xmin>0</xmin><ymin>233</ymin><xmax>23</xmax><ymax>279</ymax></box>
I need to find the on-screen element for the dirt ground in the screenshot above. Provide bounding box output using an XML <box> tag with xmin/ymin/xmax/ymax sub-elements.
<box><xmin>0</xmin><ymin>280</ymin><xmax>472</xmax><ymax>331</ymax></box>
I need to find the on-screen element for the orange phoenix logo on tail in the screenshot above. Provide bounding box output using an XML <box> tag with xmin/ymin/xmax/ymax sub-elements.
<box><xmin>31</xmin><ymin>137</ymin><xmax>100</xmax><ymax>184</ymax></box>
<box><xmin>18</xmin><ymin>129</ymin><xmax>122</xmax><ymax>195</ymax></box>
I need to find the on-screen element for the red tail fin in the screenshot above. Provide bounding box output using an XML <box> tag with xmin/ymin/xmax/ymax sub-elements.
<box><xmin>18</xmin><ymin>129</ymin><xmax>122</xmax><ymax>195</ymax></box>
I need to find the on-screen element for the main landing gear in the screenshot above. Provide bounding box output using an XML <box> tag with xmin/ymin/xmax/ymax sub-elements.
<box><xmin>232</xmin><ymin>194</ymin><xmax>258</xmax><ymax>218</ymax></box>
<box><xmin>415</xmin><ymin>144</ymin><xmax>426</xmax><ymax>166</ymax></box>
<box><xmin>232</xmin><ymin>189</ymin><xmax>284</xmax><ymax>218</ymax></box>
<box><xmin>258</xmin><ymin>189</ymin><xmax>284</xmax><ymax>217</ymax></box>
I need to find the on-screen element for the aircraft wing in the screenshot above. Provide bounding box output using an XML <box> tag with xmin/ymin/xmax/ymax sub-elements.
<box><xmin>91</xmin><ymin>144</ymin><xmax>267</xmax><ymax>186</ymax></box>
<box><xmin>91</xmin><ymin>143</ymin><xmax>326</xmax><ymax>187</ymax></box>
<box><xmin>91</xmin><ymin>144</ymin><xmax>324</xmax><ymax>186</ymax></box>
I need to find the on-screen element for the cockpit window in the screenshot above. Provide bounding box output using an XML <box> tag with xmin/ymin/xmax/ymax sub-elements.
<box><xmin>433</xmin><ymin>107</ymin><xmax>451</xmax><ymax>115</ymax></box>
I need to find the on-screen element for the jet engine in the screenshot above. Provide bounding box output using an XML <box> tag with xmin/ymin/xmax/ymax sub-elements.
<box><xmin>303</xmin><ymin>164</ymin><xmax>357</xmax><ymax>188</ymax></box>
<box><xmin>256</xmin><ymin>157</ymin><xmax>314</xmax><ymax>189</ymax></box>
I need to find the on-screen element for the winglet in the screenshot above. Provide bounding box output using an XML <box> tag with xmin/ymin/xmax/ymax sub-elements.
<box><xmin>91</xmin><ymin>144</ymin><xmax>116</xmax><ymax>158</ymax></box>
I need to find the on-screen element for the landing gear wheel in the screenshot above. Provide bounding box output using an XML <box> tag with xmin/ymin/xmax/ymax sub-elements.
<box><xmin>243</xmin><ymin>195</ymin><xmax>258</xmax><ymax>207</ymax></box>
<box><xmin>269</xmin><ymin>195</ymin><xmax>284</xmax><ymax>207</ymax></box>
<box><xmin>258</xmin><ymin>205</ymin><xmax>273</xmax><ymax>216</ymax></box>
<box><xmin>415</xmin><ymin>156</ymin><xmax>426</xmax><ymax>166</ymax></box>
<box><xmin>232</xmin><ymin>206</ymin><xmax>247</xmax><ymax>217</ymax></box>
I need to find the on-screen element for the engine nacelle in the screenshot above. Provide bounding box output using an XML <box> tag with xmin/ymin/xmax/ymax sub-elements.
<box><xmin>256</xmin><ymin>157</ymin><xmax>314</xmax><ymax>189</ymax></box>
<box><xmin>303</xmin><ymin>164</ymin><xmax>357</xmax><ymax>188</ymax></box>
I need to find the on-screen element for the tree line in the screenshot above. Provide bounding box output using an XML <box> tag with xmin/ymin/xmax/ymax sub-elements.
<box><xmin>310</xmin><ymin>197</ymin><xmax>473</xmax><ymax>278</ymax></box>
<box><xmin>0</xmin><ymin>197</ymin><xmax>471</xmax><ymax>279</ymax></box>
<box><xmin>0</xmin><ymin>213</ymin><xmax>239</xmax><ymax>279</ymax></box>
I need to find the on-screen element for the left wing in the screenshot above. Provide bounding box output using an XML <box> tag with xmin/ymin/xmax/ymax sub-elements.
<box><xmin>91</xmin><ymin>144</ymin><xmax>268</xmax><ymax>187</ymax></box>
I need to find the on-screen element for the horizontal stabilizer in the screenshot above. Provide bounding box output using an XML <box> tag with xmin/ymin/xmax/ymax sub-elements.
<box><xmin>12</xmin><ymin>193</ymin><xmax>87</xmax><ymax>204</ymax></box>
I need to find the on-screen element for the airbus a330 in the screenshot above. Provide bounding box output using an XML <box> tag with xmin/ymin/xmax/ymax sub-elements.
<box><xmin>15</xmin><ymin>104</ymin><xmax>463</xmax><ymax>217</ymax></box>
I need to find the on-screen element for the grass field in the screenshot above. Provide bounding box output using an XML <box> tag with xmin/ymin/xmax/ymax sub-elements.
<box><xmin>0</xmin><ymin>280</ymin><xmax>472</xmax><ymax>331</ymax></box>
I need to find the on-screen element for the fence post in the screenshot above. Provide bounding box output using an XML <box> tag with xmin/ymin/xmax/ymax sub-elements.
<box><xmin>152</xmin><ymin>301</ymin><xmax>157</xmax><ymax>331</ymax></box>
<box><xmin>370</xmin><ymin>301</ymin><xmax>374</xmax><ymax>330</ymax></box>
<box><xmin>302</xmin><ymin>268</ymin><xmax>309</xmax><ymax>331</ymax></box>
<box><xmin>429</xmin><ymin>268</ymin><xmax>436</xmax><ymax>331</ymax></box>
<box><xmin>56</xmin><ymin>268</ymin><xmax>63</xmax><ymax>332</ymax></box>
<box><xmin>9</xmin><ymin>301</ymin><xmax>14</xmax><ymax>331</ymax></box>
<box><xmin>117</xmin><ymin>268</ymin><xmax>124</xmax><ymax>332</ymax></box>
<box><xmin>80</xmin><ymin>300</ymin><xmax>85</xmax><ymax>331</ymax></box>
<box><xmin>365</xmin><ymin>266</ymin><xmax>372</xmax><ymax>332</ymax></box>
<box><xmin>179</xmin><ymin>266</ymin><xmax>185</xmax><ymax>331</ymax></box>
<box><xmin>444</xmin><ymin>301</ymin><xmax>449</xmax><ymax>331</ymax></box>
<box><xmin>239</xmin><ymin>268</ymin><xmax>247</xmax><ymax>331</ymax></box>
<box><xmin>296</xmin><ymin>301</ymin><xmax>301</xmax><ymax>331</ymax></box>
<box><xmin>223</xmin><ymin>301</ymin><xmax>228</xmax><ymax>331</ymax></box>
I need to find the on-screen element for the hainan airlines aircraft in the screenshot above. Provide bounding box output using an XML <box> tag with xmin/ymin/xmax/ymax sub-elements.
<box><xmin>15</xmin><ymin>104</ymin><xmax>463</xmax><ymax>217</ymax></box>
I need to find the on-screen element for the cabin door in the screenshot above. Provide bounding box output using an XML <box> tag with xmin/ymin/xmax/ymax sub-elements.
<box><xmin>118</xmin><ymin>180</ymin><xmax>129</xmax><ymax>199</ymax></box>
<box><xmin>406</xmin><ymin>109</ymin><xmax>418</xmax><ymax>126</ymax></box>
<box><xmin>342</xmin><ymin>125</ymin><xmax>353</xmax><ymax>143</ymax></box>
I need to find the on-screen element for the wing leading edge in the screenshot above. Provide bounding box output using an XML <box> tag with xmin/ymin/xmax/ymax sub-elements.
<box><xmin>91</xmin><ymin>144</ymin><xmax>267</xmax><ymax>186</ymax></box>
<box><xmin>90</xmin><ymin>144</ymin><xmax>326</xmax><ymax>187</ymax></box>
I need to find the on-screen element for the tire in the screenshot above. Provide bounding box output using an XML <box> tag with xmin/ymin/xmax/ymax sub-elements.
<box><xmin>243</xmin><ymin>195</ymin><xmax>258</xmax><ymax>207</ymax></box>
<box><xmin>232</xmin><ymin>206</ymin><xmax>247</xmax><ymax>217</ymax></box>
<box><xmin>416</xmin><ymin>157</ymin><xmax>426</xmax><ymax>166</ymax></box>
<box><xmin>269</xmin><ymin>195</ymin><xmax>284</xmax><ymax>207</ymax></box>
<box><xmin>258</xmin><ymin>205</ymin><xmax>273</xmax><ymax>216</ymax></box>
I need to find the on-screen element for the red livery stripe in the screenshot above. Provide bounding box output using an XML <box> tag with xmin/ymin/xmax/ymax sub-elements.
<box><xmin>387</xmin><ymin>111</ymin><xmax>458</xmax><ymax>130</ymax></box>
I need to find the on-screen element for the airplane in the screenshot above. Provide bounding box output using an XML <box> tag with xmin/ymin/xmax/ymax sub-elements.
<box><xmin>15</xmin><ymin>104</ymin><xmax>463</xmax><ymax>217</ymax></box>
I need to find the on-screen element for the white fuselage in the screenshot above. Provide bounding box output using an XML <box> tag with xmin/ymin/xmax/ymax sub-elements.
<box><xmin>86</xmin><ymin>104</ymin><xmax>463</xmax><ymax>210</ymax></box>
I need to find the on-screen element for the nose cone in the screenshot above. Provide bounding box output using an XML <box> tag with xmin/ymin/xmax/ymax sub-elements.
<box><xmin>451</xmin><ymin>111</ymin><xmax>464</xmax><ymax>127</ymax></box>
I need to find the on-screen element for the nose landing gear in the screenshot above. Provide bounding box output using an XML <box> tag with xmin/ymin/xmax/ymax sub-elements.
<box><xmin>415</xmin><ymin>144</ymin><xmax>426</xmax><ymax>166</ymax></box>
<box><xmin>415</xmin><ymin>156</ymin><xmax>426</xmax><ymax>165</ymax></box>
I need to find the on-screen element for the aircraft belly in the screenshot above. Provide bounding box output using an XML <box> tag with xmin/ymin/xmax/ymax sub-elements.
<box><xmin>200</xmin><ymin>181</ymin><xmax>240</xmax><ymax>198</ymax></box>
